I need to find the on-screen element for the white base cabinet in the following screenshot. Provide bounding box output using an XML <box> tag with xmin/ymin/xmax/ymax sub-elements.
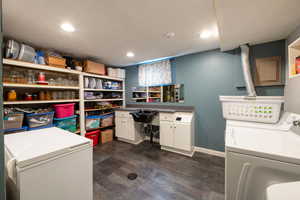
<box><xmin>160</xmin><ymin>123</ymin><xmax>193</xmax><ymax>152</ymax></box>
<box><xmin>115</xmin><ymin>118</ymin><xmax>134</xmax><ymax>140</ymax></box>
<box><xmin>159</xmin><ymin>112</ymin><xmax>195</xmax><ymax>156</ymax></box>
<box><xmin>115</xmin><ymin>111</ymin><xmax>144</xmax><ymax>144</ymax></box>
<box><xmin>115</xmin><ymin>110</ymin><xmax>195</xmax><ymax>156</ymax></box>
<box><xmin>173</xmin><ymin>123</ymin><xmax>192</xmax><ymax>152</ymax></box>
<box><xmin>159</xmin><ymin>121</ymin><xmax>174</xmax><ymax>148</ymax></box>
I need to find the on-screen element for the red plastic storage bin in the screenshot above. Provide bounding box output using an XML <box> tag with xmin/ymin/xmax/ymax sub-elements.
<box><xmin>53</xmin><ymin>103</ymin><xmax>75</xmax><ymax>118</ymax></box>
<box><xmin>85</xmin><ymin>130</ymin><xmax>100</xmax><ymax>146</ymax></box>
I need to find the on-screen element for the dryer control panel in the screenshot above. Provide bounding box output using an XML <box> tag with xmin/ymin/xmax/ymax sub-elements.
<box><xmin>222</xmin><ymin>102</ymin><xmax>281</xmax><ymax>123</ymax></box>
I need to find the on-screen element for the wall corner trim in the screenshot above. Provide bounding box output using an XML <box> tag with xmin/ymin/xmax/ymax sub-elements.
<box><xmin>194</xmin><ymin>147</ymin><xmax>225</xmax><ymax>158</ymax></box>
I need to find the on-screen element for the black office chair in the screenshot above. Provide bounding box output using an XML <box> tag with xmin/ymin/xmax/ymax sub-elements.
<box><xmin>130</xmin><ymin>110</ymin><xmax>158</xmax><ymax>143</ymax></box>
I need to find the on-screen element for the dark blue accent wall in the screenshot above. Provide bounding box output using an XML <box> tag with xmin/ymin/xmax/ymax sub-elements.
<box><xmin>125</xmin><ymin>40</ymin><xmax>285</xmax><ymax>151</ymax></box>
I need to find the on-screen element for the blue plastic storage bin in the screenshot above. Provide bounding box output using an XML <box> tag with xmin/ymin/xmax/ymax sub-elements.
<box><xmin>54</xmin><ymin>115</ymin><xmax>77</xmax><ymax>133</ymax></box>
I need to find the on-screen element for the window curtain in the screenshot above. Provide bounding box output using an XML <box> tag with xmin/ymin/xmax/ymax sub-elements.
<box><xmin>138</xmin><ymin>59</ymin><xmax>172</xmax><ymax>86</ymax></box>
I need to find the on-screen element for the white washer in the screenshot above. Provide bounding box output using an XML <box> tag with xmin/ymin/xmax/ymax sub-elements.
<box><xmin>225</xmin><ymin>112</ymin><xmax>300</xmax><ymax>200</ymax></box>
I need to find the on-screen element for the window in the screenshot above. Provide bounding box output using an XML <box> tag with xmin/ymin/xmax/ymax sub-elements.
<box><xmin>138</xmin><ymin>60</ymin><xmax>172</xmax><ymax>86</ymax></box>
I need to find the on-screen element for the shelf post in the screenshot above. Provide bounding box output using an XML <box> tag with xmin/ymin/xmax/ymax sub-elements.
<box><xmin>146</xmin><ymin>86</ymin><xmax>149</xmax><ymax>102</ymax></box>
<box><xmin>161</xmin><ymin>86</ymin><xmax>163</xmax><ymax>102</ymax></box>
<box><xmin>79</xmin><ymin>74</ymin><xmax>86</xmax><ymax>136</ymax></box>
<box><xmin>122</xmin><ymin>79</ymin><xmax>126</xmax><ymax>107</ymax></box>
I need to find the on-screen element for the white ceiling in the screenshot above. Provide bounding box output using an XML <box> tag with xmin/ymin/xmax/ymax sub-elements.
<box><xmin>215</xmin><ymin>0</ymin><xmax>300</xmax><ymax>51</ymax></box>
<box><xmin>3</xmin><ymin>0</ymin><xmax>219</xmax><ymax>66</ymax></box>
<box><xmin>3</xmin><ymin>0</ymin><xmax>300</xmax><ymax>66</ymax></box>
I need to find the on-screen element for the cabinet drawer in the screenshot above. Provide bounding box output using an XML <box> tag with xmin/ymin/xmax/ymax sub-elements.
<box><xmin>115</xmin><ymin>111</ymin><xmax>131</xmax><ymax>119</ymax></box>
<box><xmin>159</xmin><ymin>113</ymin><xmax>174</xmax><ymax>121</ymax></box>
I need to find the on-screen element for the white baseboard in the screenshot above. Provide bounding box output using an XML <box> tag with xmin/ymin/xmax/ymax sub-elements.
<box><xmin>117</xmin><ymin>137</ymin><xmax>225</xmax><ymax>158</ymax></box>
<box><xmin>194</xmin><ymin>147</ymin><xmax>225</xmax><ymax>158</ymax></box>
<box><xmin>117</xmin><ymin>137</ymin><xmax>144</xmax><ymax>145</ymax></box>
<box><xmin>161</xmin><ymin>146</ymin><xmax>195</xmax><ymax>157</ymax></box>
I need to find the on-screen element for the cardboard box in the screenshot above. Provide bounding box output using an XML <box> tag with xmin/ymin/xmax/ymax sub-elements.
<box><xmin>83</xmin><ymin>60</ymin><xmax>106</xmax><ymax>75</ymax></box>
<box><xmin>101</xmin><ymin>129</ymin><xmax>113</xmax><ymax>144</ymax></box>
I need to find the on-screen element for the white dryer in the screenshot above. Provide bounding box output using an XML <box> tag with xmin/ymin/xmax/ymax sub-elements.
<box><xmin>225</xmin><ymin>112</ymin><xmax>300</xmax><ymax>200</ymax></box>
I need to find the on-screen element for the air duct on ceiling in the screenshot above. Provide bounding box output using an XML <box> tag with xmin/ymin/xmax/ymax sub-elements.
<box><xmin>240</xmin><ymin>45</ymin><xmax>256</xmax><ymax>97</ymax></box>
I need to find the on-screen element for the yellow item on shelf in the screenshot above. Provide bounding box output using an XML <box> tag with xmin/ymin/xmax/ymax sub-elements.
<box><xmin>291</xmin><ymin>64</ymin><xmax>297</xmax><ymax>76</ymax></box>
<box><xmin>7</xmin><ymin>90</ymin><xmax>17</xmax><ymax>101</ymax></box>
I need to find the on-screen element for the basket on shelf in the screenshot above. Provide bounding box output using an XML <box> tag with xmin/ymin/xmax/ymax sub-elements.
<box><xmin>4</xmin><ymin>113</ymin><xmax>24</xmax><ymax>130</ymax></box>
<box><xmin>45</xmin><ymin>56</ymin><xmax>66</xmax><ymax>68</ymax></box>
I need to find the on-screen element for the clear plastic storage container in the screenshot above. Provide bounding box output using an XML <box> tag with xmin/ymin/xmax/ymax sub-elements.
<box><xmin>85</xmin><ymin>115</ymin><xmax>101</xmax><ymax>130</ymax></box>
<box><xmin>26</xmin><ymin>112</ymin><xmax>54</xmax><ymax>128</ymax></box>
<box><xmin>4</xmin><ymin>113</ymin><xmax>24</xmax><ymax>130</ymax></box>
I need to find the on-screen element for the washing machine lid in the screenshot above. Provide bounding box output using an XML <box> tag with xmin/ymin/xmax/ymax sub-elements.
<box><xmin>266</xmin><ymin>182</ymin><xmax>300</xmax><ymax>200</ymax></box>
<box><xmin>226</xmin><ymin>125</ymin><xmax>300</xmax><ymax>164</ymax></box>
<box><xmin>4</xmin><ymin>127</ymin><xmax>91</xmax><ymax>168</ymax></box>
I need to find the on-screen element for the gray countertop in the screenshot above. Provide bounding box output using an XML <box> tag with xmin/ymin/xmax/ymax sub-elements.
<box><xmin>115</xmin><ymin>104</ymin><xmax>195</xmax><ymax>113</ymax></box>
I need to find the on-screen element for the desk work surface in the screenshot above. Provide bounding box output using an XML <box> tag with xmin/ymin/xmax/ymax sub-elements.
<box><xmin>115</xmin><ymin>104</ymin><xmax>195</xmax><ymax>113</ymax></box>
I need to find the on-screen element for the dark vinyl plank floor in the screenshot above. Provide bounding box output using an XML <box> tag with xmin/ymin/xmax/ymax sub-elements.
<box><xmin>93</xmin><ymin>141</ymin><xmax>225</xmax><ymax>200</ymax></box>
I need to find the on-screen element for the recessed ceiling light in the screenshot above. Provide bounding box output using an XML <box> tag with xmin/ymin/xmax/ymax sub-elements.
<box><xmin>60</xmin><ymin>23</ymin><xmax>75</xmax><ymax>32</ymax></box>
<box><xmin>126</xmin><ymin>51</ymin><xmax>135</xmax><ymax>58</ymax></box>
<box><xmin>200</xmin><ymin>27</ymin><xmax>219</xmax><ymax>39</ymax></box>
<box><xmin>200</xmin><ymin>30</ymin><xmax>212</xmax><ymax>39</ymax></box>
